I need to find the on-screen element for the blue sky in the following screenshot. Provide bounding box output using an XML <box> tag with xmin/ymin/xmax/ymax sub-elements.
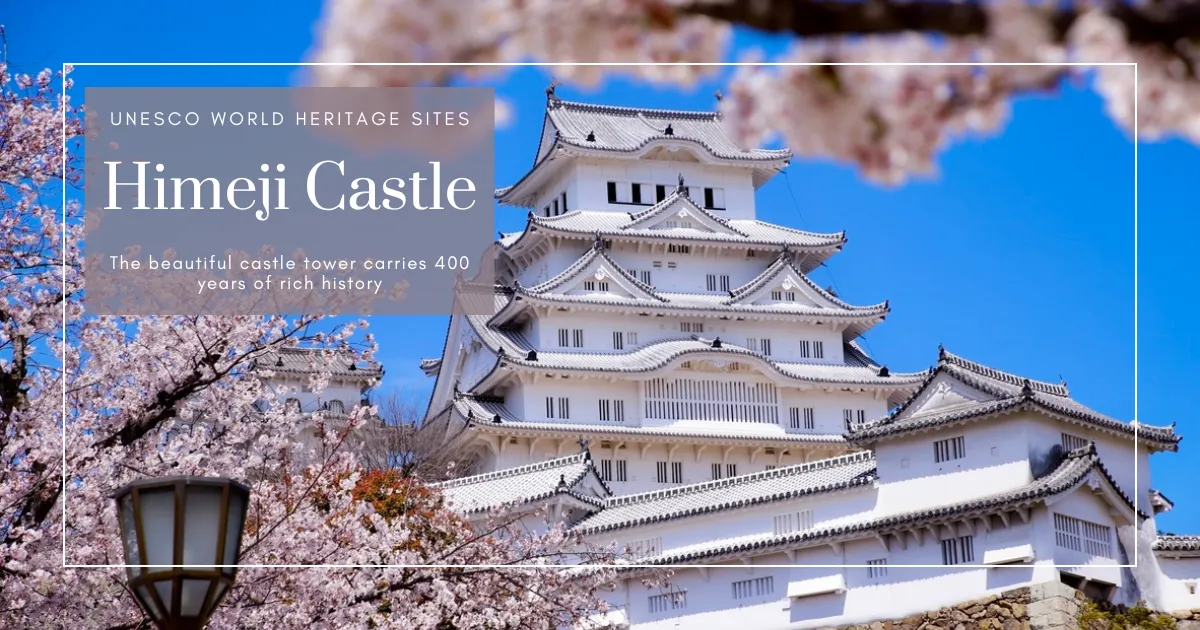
<box><xmin>9</xmin><ymin>2</ymin><xmax>1198</xmax><ymax>532</ymax></box>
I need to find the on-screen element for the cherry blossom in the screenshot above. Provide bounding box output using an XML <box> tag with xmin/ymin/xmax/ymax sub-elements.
<box><xmin>0</xmin><ymin>64</ymin><xmax>622</xmax><ymax>629</ymax></box>
<box><xmin>310</xmin><ymin>0</ymin><xmax>1200</xmax><ymax>183</ymax></box>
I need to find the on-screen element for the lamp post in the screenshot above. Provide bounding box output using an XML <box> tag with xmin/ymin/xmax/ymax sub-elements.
<box><xmin>113</xmin><ymin>476</ymin><xmax>250</xmax><ymax>630</ymax></box>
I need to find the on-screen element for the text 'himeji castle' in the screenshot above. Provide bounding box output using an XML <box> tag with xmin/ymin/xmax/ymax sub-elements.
<box><xmin>415</xmin><ymin>87</ymin><xmax>1200</xmax><ymax>629</ymax></box>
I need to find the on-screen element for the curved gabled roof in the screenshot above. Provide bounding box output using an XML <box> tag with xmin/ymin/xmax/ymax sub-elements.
<box><xmin>544</xmin><ymin>99</ymin><xmax>791</xmax><ymax>163</ymax></box>
<box><xmin>573</xmin><ymin>451</ymin><xmax>877</xmax><ymax>535</ymax></box>
<box><xmin>847</xmin><ymin>347</ymin><xmax>1181</xmax><ymax>449</ymax></box>
<box><xmin>524</xmin><ymin>241</ymin><xmax>665</xmax><ymax>301</ymax></box>
<box><xmin>503</xmin><ymin>209</ymin><xmax>846</xmax><ymax>259</ymax></box>
<box><xmin>724</xmin><ymin>251</ymin><xmax>887</xmax><ymax>313</ymax></box>
<box><xmin>436</xmin><ymin>450</ymin><xmax>611</xmax><ymax>515</ymax></box>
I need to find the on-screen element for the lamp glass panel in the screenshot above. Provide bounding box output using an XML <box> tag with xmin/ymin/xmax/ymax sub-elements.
<box><xmin>208</xmin><ymin>581</ymin><xmax>229</xmax><ymax>615</ymax></box>
<box><xmin>153</xmin><ymin>580</ymin><xmax>175</xmax><ymax>616</ymax></box>
<box><xmin>135</xmin><ymin>585</ymin><xmax>163</xmax><ymax>621</ymax></box>
<box><xmin>182</xmin><ymin>486</ymin><xmax>223</xmax><ymax>570</ymax></box>
<box><xmin>138</xmin><ymin>488</ymin><xmax>177</xmax><ymax>567</ymax></box>
<box><xmin>222</xmin><ymin>490</ymin><xmax>247</xmax><ymax>568</ymax></box>
<box><xmin>180</xmin><ymin>579</ymin><xmax>211</xmax><ymax>617</ymax></box>
<box><xmin>118</xmin><ymin>493</ymin><xmax>141</xmax><ymax>577</ymax></box>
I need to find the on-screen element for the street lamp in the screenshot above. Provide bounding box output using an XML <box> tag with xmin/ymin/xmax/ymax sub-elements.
<box><xmin>113</xmin><ymin>476</ymin><xmax>250</xmax><ymax>630</ymax></box>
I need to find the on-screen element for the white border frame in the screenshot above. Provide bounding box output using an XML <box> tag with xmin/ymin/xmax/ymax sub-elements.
<box><xmin>61</xmin><ymin>61</ymin><xmax>1140</xmax><ymax>571</ymax></box>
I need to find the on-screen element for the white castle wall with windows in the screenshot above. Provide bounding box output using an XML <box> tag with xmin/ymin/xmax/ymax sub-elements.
<box><xmin>413</xmin><ymin>90</ymin><xmax>1200</xmax><ymax>628</ymax></box>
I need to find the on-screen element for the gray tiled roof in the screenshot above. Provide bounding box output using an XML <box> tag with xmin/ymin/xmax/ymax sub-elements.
<box><xmin>847</xmin><ymin>348</ymin><xmax>1180</xmax><ymax>449</ymax></box>
<box><xmin>467</xmin><ymin>309</ymin><xmax>923</xmax><ymax>389</ymax></box>
<box><xmin>725</xmin><ymin>250</ymin><xmax>886</xmax><ymax>312</ymax></box>
<box><xmin>573</xmin><ymin>452</ymin><xmax>877</xmax><ymax>535</ymax></box>
<box><xmin>419</xmin><ymin>358</ymin><xmax>442</xmax><ymax>376</ymax></box>
<box><xmin>1153</xmin><ymin>535</ymin><xmax>1200</xmax><ymax>556</ymax></box>
<box><xmin>507</xmin><ymin>208</ymin><xmax>846</xmax><ymax>253</ymax></box>
<box><xmin>252</xmin><ymin>347</ymin><xmax>383</xmax><ymax>378</ymax></box>
<box><xmin>544</xmin><ymin>99</ymin><xmax>791</xmax><ymax>163</ymax></box>
<box><xmin>436</xmin><ymin>451</ymin><xmax>610</xmax><ymax>514</ymax></box>
<box><xmin>639</xmin><ymin>444</ymin><xmax>1138</xmax><ymax>565</ymax></box>
<box><xmin>525</xmin><ymin>241</ymin><xmax>664</xmax><ymax>301</ymax></box>
<box><xmin>452</xmin><ymin>392</ymin><xmax>850</xmax><ymax>447</ymax></box>
<box><xmin>502</xmin><ymin>287</ymin><xmax>888</xmax><ymax>336</ymax></box>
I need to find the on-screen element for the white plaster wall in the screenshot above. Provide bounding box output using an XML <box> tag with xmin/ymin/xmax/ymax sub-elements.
<box><xmin>1158</xmin><ymin>557</ymin><xmax>1200</xmax><ymax>610</ymax></box>
<box><xmin>620</xmin><ymin>547</ymin><xmax>1060</xmax><ymax>630</ymax></box>
<box><xmin>572</xmin><ymin>159</ymin><xmax>759</xmax><ymax>219</ymax></box>
<box><xmin>1022</xmin><ymin>419</ymin><xmax>1150</xmax><ymax>514</ymax></box>
<box><xmin>509</xmin><ymin>370</ymin><xmax>886</xmax><ymax>437</ymax></box>
<box><xmin>264</xmin><ymin>376</ymin><xmax>366</xmax><ymax>414</ymax></box>
<box><xmin>777</xmin><ymin>390</ymin><xmax>890</xmax><ymax>434</ymax></box>
<box><xmin>589</xmin><ymin>489</ymin><xmax>879</xmax><ymax>556</ymax></box>
<box><xmin>532</xmin><ymin>308</ymin><xmax>847</xmax><ymax>362</ymax></box>
<box><xmin>873</xmin><ymin>419</ymin><xmax>1034</xmax><ymax>515</ymax></box>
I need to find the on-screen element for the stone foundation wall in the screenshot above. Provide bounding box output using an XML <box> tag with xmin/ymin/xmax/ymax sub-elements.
<box><xmin>828</xmin><ymin>582</ymin><xmax>1194</xmax><ymax>630</ymax></box>
<box><xmin>832</xmin><ymin>587</ymin><xmax>1033</xmax><ymax>630</ymax></box>
<box><xmin>828</xmin><ymin>582</ymin><xmax>1200</xmax><ymax>630</ymax></box>
<box><xmin>1170</xmin><ymin>609</ymin><xmax>1200</xmax><ymax>630</ymax></box>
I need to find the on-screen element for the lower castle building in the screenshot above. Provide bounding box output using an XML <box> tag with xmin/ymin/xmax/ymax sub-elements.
<box><xmin>416</xmin><ymin>91</ymin><xmax>1200</xmax><ymax>628</ymax></box>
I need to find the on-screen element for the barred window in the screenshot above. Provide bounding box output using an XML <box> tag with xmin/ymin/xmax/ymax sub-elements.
<box><xmin>627</xmin><ymin>537</ymin><xmax>662</xmax><ymax>559</ymax></box>
<box><xmin>557</xmin><ymin>328</ymin><xmax>569</xmax><ymax>347</ymax></box>
<box><xmin>867</xmin><ymin>558</ymin><xmax>888</xmax><ymax>579</ymax></box>
<box><xmin>648</xmin><ymin>590</ymin><xmax>686</xmax><ymax>614</ymax></box>
<box><xmin>680</xmin><ymin>322</ymin><xmax>704</xmax><ymax>333</ymax></box>
<box><xmin>1061</xmin><ymin>433</ymin><xmax>1089</xmax><ymax>451</ymax></box>
<box><xmin>789</xmin><ymin>407</ymin><xmax>815</xmax><ymax>430</ymax></box>
<box><xmin>1054</xmin><ymin>513</ymin><xmax>1113</xmax><ymax>558</ymax></box>
<box><xmin>941</xmin><ymin>536</ymin><xmax>975</xmax><ymax>565</ymax></box>
<box><xmin>799</xmin><ymin>340</ymin><xmax>810</xmax><ymax>358</ymax></box>
<box><xmin>656</xmin><ymin>461</ymin><xmax>668</xmax><ymax>483</ymax></box>
<box><xmin>773</xmin><ymin>510</ymin><xmax>814</xmax><ymax>535</ymax></box>
<box><xmin>668</xmin><ymin>243</ymin><xmax>691</xmax><ymax>254</ymax></box>
<box><xmin>732</xmin><ymin>576</ymin><xmax>774</xmax><ymax>600</ymax></box>
<box><xmin>934</xmin><ymin>436</ymin><xmax>966</xmax><ymax>463</ymax></box>
<box><xmin>572</xmin><ymin>329</ymin><xmax>584</xmax><ymax>347</ymax></box>
<box><xmin>711</xmin><ymin>463</ymin><xmax>722</xmax><ymax>480</ymax></box>
<box><xmin>613</xmin><ymin>331</ymin><xmax>624</xmax><ymax>350</ymax></box>
<box><xmin>814</xmin><ymin>341</ymin><xmax>824</xmax><ymax>359</ymax></box>
<box><xmin>671</xmin><ymin>461</ymin><xmax>683</xmax><ymax>483</ymax></box>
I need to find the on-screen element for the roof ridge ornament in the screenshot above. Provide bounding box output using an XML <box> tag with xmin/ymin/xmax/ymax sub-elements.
<box><xmin>664</xmin><ymin>123</ymin><xmax>674</xmax><ymax>136</ymax></box>
<box><xmin>1021</xmin><ymin>378</ymin><xmax>1034</xmax><ymax>397</ymax></box>
<box><xmin>585</xmin><ymin>130</ymin><xmax>596</xmax><ymax>142</ymax></box>
<box><xmin>546</xmin><ymin>79</ymin><xmax>562</xmax><ymax>108</ymax></box>
<box><xmin>676</xmin><ymin>173</ymin><xmax>687</xmax><ymax>197</ymax></box>
<box><xmin>937</xmin><ymin>344</ymin><xmax>947</xmax><ymax>361</ymax></box>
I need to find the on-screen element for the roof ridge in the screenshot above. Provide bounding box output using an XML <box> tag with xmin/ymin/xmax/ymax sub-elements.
<box><xmin>553</xmin><ymin>99</ymin><xmax>722</xmax><ymax>121</ymax></box>
<box><xmin>436</xmin><ymin>452</ymin><xmax>586</xmax><ymax>488</ymax></box>
<box><xmin>604</xmin><ymin>450</ymin><xmax>875</xmax><ymax>507</ymax></box>
<box><xmin>939</xmin><ymin>349</ymin><xmax>1069</xmax><ymax>397</ymax></box>
<box><xmin>621</xmin><ymin>191</ymin><xmax>749</xmax><ymax>237</ymax></box>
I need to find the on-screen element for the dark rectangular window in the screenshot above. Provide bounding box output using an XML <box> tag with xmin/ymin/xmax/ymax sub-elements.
<box><xmin>704</xmin><ymin>187</ymin><xmax>714</xmax><ymax>209</ymax></box>
<box><xmin>631</xmin><ymin>183</ymin><xmax>642</xmax><ymax>204</ymax></box>
<box><xmin>561</xmin><ymin>191</ymin><xmax>568</xmax><ymax>213</ymax></box>
<box><xmin>552</xmin><ymin>199</ymin><xmax>559</xmax><ymax>215</ymax></box>
<box><xmin>656</xmin><ymin>184</ymin><xmax>666</xmax><ymax>202</ymax></box>
<box><xmin>607</xmin><ymin>182</ymin><xmax>617</xmax><ymax>203</ymax></box>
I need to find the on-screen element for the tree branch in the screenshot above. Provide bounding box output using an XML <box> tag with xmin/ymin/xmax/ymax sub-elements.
<box><xmin>680</xmin><ymin>0</ymin><xmax>1200</xmax><ymax>50</ymax></box>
